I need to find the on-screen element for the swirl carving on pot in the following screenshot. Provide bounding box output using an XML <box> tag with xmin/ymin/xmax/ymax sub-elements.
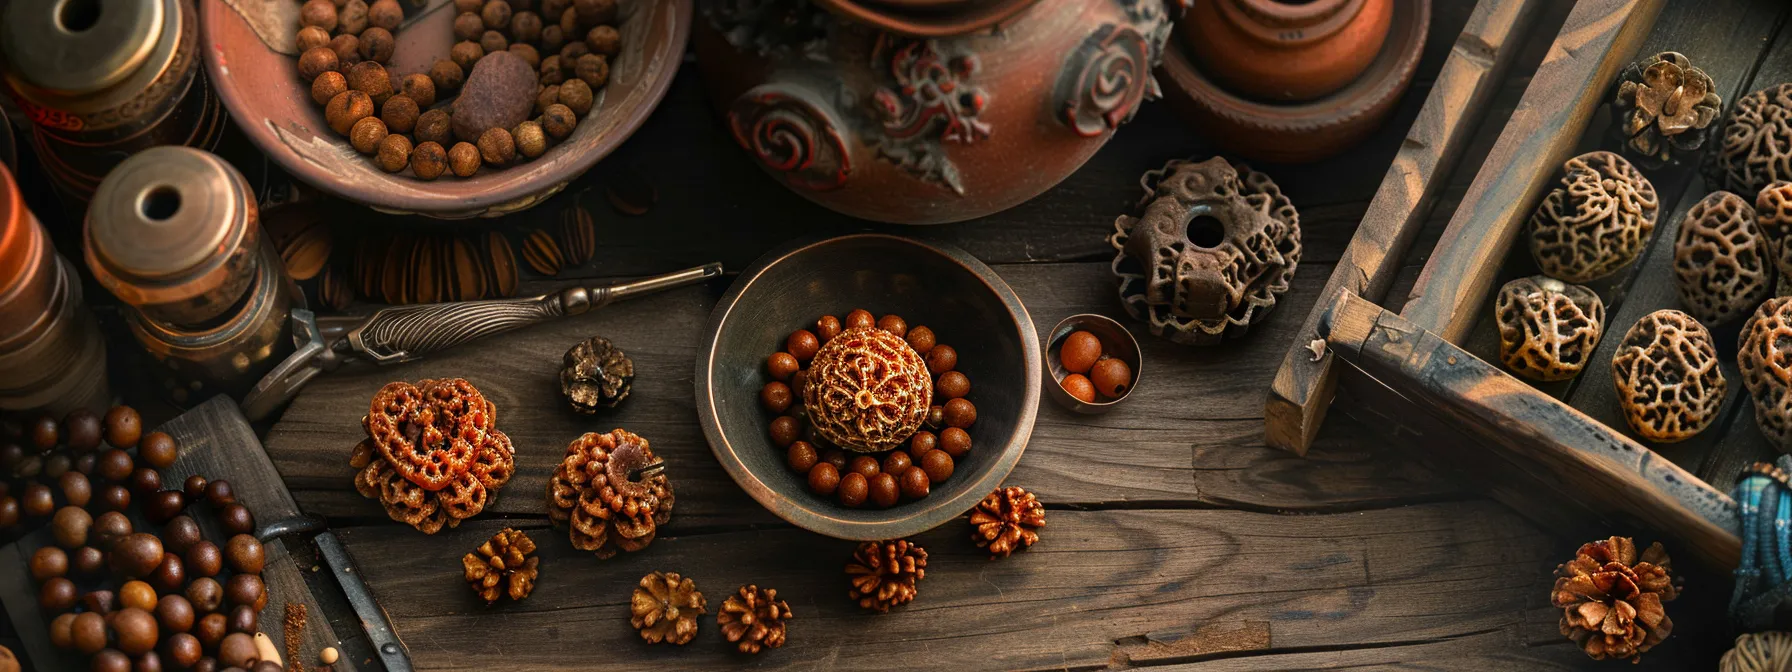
<box><xmin>1059</xmin><ymin>1</ymin><xmax>1174</xmax><ymax>138</ymax></box>
<box><xmin>728</xmin><ymin>85</ymin><xmax>853</xmax><ymax>192</ymax></box>
<box><xmin>869</xmin><ymin>37</ymin><xmax>991</xmax><ymax>195</ymax></box>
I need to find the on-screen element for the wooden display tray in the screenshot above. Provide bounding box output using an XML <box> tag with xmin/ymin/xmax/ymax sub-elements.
<box><xmin>1275</xmin><ymin>0</ymin><xmax>1792</xmax><ymax>571</ymax></box>
<box><xmin>0</xmin><ymin>397</ymin><xmax>368</xmax><ymax>671</ymax></box>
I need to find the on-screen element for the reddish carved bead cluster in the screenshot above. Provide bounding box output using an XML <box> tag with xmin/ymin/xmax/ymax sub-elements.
<box><xmin>762</xmin><ymin>309</ymin><xmax>978</xmax><ymax>509</ymax></box>
<box><xmin>352</xmin><ymin>378</ymin><xmax>516</xmax><ymax>534</ymax></box>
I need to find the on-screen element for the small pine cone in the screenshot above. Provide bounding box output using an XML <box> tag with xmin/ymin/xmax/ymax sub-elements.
<box><xmin>630</xmin><ymin>571</ymin><xmax>705</xmax><ymax>645</ymax></box>
<box><xmin>846</xmin><ymin>540</ymin><xmax>926</xmax><ymax>613</ymax></box>
<box><xmin>461</xmin><ymin>528</ymin><xmax>540</xmax><ymax>605</ymax></box>
<box><xmin>1551</xmin><ymin>536</ymin><xmax>1680</xmax><ymax>662</ymax></box>
<box><xmin>718</xmin><ymin>585</ymin><xmax>791</xmax><ymax>654</ymax></box>
<box><xmin>969</xmin><ymin>486</ymin><xmax>1045</xmax><ymax>558</ymax></box>
<box><xmin>560</xmin><ymin>335</ymin><xmax>634</xmax><ymax>413</ymax></box>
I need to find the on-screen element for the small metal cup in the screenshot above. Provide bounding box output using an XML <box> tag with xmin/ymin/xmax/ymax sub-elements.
<box><xmin>1043</xmin><ymin>314</ymin><xmax>1142</xmax><ymax>414</ymax></box>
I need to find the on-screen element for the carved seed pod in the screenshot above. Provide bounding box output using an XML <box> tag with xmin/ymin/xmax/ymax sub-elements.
<box><xmin>264</xmin><ymin>208</ymin><xmax>333</xmax><ymax>282</ymax></box>
<box><xmin>1740</xmin><ymin>297</ymin><xmax>1792</xmax><ymax>451</ymax></box>
<box><xmin>318</xmin><ymin>263</ymin><xmax>353</xmax><ymax>311</ymax></box>
<box><xmin>1754</xmin><ymin>181</ymin><xmax>1792</xmax><ymax>278</ymax></box>
<box><xmin>522</xmin><ymin>228</ymin><xmax>563</xmax><ymax>276</ymax></box>
<box><xmin>485</xmin><ymin>231</ymin><xmax>520</xmax><ymax>297</ymax></box>
<box><xmin>1706</xmin><ymin>83</ymin><xmax>1792</xmax><ymax>195</ymax></box>
<box><xmin>1673</xmin><ymin>191</ymin><xmax>1772</xmax><ymax>325</ymax></box>
<box><xmin>1610</xmin><ymin>309</ymin><xmax>1727</xmax><ymax>443</ymax></box>
<box><xmin>1529</xmin><ymin>151</ymin><xmax>1660</xmax><ymax>283</ymax></box>
<box><xmin>1108</xmin><ymin>157</ymin><xmax>1302</xmax><ymax>345</ymax></box>
<box><xmin>447</xmin><ymin>235</ymin><xmax>489</xmax><ymax>301</ymax></box>
<box><xmin>560</xmin><ymin>204</ymin><xmax>596</xmax><ymax>266</ymax></box>
<box><xmin>409</xmin><ymin>236</ymin><xmax>442</xmax><ymax>304</ymax></box>
<box><xmin>380</xmin><ymin>234</ymin><xmax>411</xmax><ymax>304</ymax></box>
<box><xmin>1494</xmin><ymin>276</ymin><xmax>1606</xmax><ymax>382</ymax></box>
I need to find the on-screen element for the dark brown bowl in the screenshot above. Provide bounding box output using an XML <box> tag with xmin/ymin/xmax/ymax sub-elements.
<box><xmin>697</xmin><ymin>234</ymin><xmax>1040</xmax><ymax>540</ymax></box>
<box><xmin>1044</xmin><ymin>313</ymin><xmax>1141</xmax><ymax>414</ymax></box>
<box><xmin>200</xmin><ymin>0</ymin><xmax>690</xmax><ymax>219</ymax></box>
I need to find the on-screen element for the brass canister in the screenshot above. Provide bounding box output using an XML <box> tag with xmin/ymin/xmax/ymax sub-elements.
<box><xmin>0</xmin><ymin>0</ymin><xmax>226</xmax><ymax>204</ymax></box>
<box><xmin>85</xmin><ymin>147</ymin><xmax>296</xmax><ymax>406</ymax></box>
<box><xmin>0</xmin><ymin>160</ymin><xmax>111</xmax><ymax>415</ymax></box>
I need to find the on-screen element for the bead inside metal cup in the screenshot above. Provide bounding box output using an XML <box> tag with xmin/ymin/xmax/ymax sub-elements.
<box><xmin>1044</xmin><ymin>314</ymin><xmax>1141</xmax><ymax>414</ymax></box>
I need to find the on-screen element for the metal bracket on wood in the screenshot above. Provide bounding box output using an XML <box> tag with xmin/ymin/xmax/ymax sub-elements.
<box><xmin>317</xmin><ymin>532</ymin><xmax>414</xmax><ymax>672</ymax></box>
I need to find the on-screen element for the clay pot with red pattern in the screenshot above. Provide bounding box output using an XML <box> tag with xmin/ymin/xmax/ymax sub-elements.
<box><xmin>694</xmin><ymin>0</ymin><xmax>1179</xmax><ymax>225</ymax></box>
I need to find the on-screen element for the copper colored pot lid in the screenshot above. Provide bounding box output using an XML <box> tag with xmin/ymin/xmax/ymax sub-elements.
<box><xmin>1</xmin><ymin>0</ymin><xmax>164</xmax><ymax>95</ymax></box>
<box><xmin>811</xmin><ymin>0</ymin><xmax>1043</xmax><ymax>37</ymax></box>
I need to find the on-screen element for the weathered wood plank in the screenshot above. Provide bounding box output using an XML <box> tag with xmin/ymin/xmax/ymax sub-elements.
<box><xmin>1265</xmin><ymin>0</ymin><xmax>1551</xmax><ymax>455</ymax></box>
<box><xmin>334</xmin><ymin>501</ymin><xmax>1574</xmax><ymax>671</ymax></box>
<box><xmin>267</xmin><ymin>260</ymin><xmax>1462</xmax><ymax>529</ymax></box>
<box><xmin>1401</xmin><ymin>0</ymin><xmax>1669</xmax><ymax>343</ymax></box>
<box><xmin>1324</xmin><ymin>291</ymin><xmax>1738</xmax><ymax>570</ymax></box>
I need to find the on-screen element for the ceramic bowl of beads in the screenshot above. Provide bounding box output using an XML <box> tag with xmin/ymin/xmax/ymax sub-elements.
<box><xmin>201</xmin><ymin>0</ymin><xmax>690</xmax><ymax>218</ymax></box>
<box><xmin>697</xmin><ymin>234</ymin><xmax>1041</xmax><ymax>540</ymax></box>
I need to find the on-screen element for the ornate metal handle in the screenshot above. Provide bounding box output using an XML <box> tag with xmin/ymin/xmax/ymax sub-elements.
<box><xmin>345</xmin><ymin>264</ymin><xmax>722</xmax><ymax>363</ymax></box>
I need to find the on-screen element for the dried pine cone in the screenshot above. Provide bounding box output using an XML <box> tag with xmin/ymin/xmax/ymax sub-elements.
<box><xmin>846</xmin><ymin>540</ymin><xmax>926</xmax><ymax>612</ymax></box>
<box><xmin>560</xmin><ymin>336</ymin><xmax>634</xmax><ymax>413</ymax></box>
<box><xmin>461</xmin><ymin>528</ymin><xmax>539</xmax><ymax>605</ymax></box>
<box><xmin>544</xmin><ymin>429</ymin><xmax>673</xmax><ymax>558</ymax></box>
<box><xmin>969</xmin><ymin>486</ymin><xmax>1045</xmax><ymax>558</ymax></box>
<box><xmin>718</xmin><ymin>585</ymin><xmax>791</xmax><ymax>654</ymax></box>
<box><xmin>352</xmin><ymin>379</ymin><xmax>515</xmax><ymax>534</ymax></box>
<box><xmin>630</xmin><ymin>571</ymin><xmax>705</xmax><ymax>645</ymax></box>
<box><xmin>1551</xmin><ymin>536</ymin><xmax>1680</xmax><ymax>662</ymax></box>
<box><xmin>1612</xmin><ymin>52</ymin><xmax>1721</xmax><ymax>167</ymax></box>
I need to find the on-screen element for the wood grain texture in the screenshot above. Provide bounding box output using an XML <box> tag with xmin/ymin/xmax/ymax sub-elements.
<box><xmin>1324</xmin><ymin>292</ymin><xmax>1738</xmax><ymax>570</ymax></box>
<box><xmin>335</xmin><ymin>502</ymin><xmax>1593</xmax><ymax>671</ymax></box>
<box><xmin>1401</xmin><ymin>0</ymin><xmax>1669</xmax><ymax>342</ymax></box>
<box><xmin>1265</xmin><ymin>0</ymin><xmax>1549</xmax><ymax>455</ymax></box>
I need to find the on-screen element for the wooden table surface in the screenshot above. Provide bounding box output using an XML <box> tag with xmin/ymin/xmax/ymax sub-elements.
<box><xmin>17</xmin><ymin>0</ymin><xmax>1773</xmax><ymax>668</ymax></box>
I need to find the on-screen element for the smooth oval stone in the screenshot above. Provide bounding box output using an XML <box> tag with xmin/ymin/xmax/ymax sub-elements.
<box><xmin>451</xmin><ymin>51</ymin><xmax>536</xmax><ymax>143</ymax></box>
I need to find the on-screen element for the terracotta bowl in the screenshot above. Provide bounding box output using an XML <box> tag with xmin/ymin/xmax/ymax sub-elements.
<box><xmin>697</xmin><ymin>234</ymin><xmax>1040</xmax><ymax>540</ymax></box>
<box><xmin>1159</xmin><ymin>0</ymin><xmax>1429</xmax><ymax>163</ymax></box>
<box><xmin>200</xmin><ymin>0</ymin><xmax>691</xmax><ymax>219</ymax></box>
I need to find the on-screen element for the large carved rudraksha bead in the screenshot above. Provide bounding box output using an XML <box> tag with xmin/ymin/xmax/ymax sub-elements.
<box><xmin>1673</xmin><ymin>191</ymin><xmax>1771</xmax><ymax>326</ymax></box>
<box><xmin>1740</xmin><ymin>297</ymin><xmax>1792</xmax><ymax>451</ymax></box>
<box><xmin>1495</xmin><ymin>276</ymin><xmax>1606</xmax><ymax>382</ymax></box>
<box><xmin>1706</xmin><ymin>83</ymin><xmax>1792</xmax><ymax>195</ymax></box>
<box><xmin>1108</xmin><ymin>157</ymin><xmax>1301</xmax><ymax>345</ymax></box>
<box><xmin>1529</xmin><ymin>151</ymin><xmax>1659</xmax><ymax>284</ymax></box>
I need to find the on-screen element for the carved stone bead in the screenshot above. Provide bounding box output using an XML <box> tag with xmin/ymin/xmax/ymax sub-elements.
<box><xmin>1529</xmin><ymin>151</ymin><xmax>1659</xmax><ymax>283</ymax></box>
<box><xmin>1673</xmin><ymin>191</ymin><xmax>1771</xmax><ymax>325</ymax></box>
<box><xmin>1611</xmin><ymin>309</ymin><xmax>1726</xmax><ymax>443</ymax></box>
<box><xmin>1754</xmin><ymin>181</ymin><xmax>1792</xmax><ymax>278</ymax></box>
<box><xmin>1495</xmin><ymin>276</ymin><xmax>1605</xmax><ymax>382</ymax></box>
<box><xmin>1706</xmin><ymin>83</ymin><xmax>1792</xmax><ymax>195</ymax></box>
<box><xmin>1109</xmin><ymin>157</ymin><xmax>1301</xmax><ymax>346</ymax></box>
<box><xmin>1739</xmin><ymin>297</ymin><xmax>1792</xmax><ymax>450</ymax></box>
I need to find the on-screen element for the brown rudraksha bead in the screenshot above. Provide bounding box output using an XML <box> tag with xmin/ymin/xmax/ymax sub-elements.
<box><xmin>968</xmin><ymin>486</ymin><xmax>1046</xmax><ymax>558</ymax></box>
<box><xmin>1494</xmin><ymin>276</ymin><xmax>1605</xmax><ymax>382</ymax></box>
<box><xmin>1610</xmin><ymin>310</ymin><xmax>1726</xmax><ymax>443</ymax></box>
<box><xmin>1740</xmin><ymin>298</ymin><xmax>1792</xmax><ymax>451</ymax></box>
<box><xmin>803</xmin><ymin>328</ymin><xmax>931</xmax><ymax>453</ymax></box>
<box><xmin>1551</xmin><ymin>537</ymin><xmax>1679</xmax><ymax>662</ymax></box>
<box><xmin>717</xmin><ymin>584</ymin><xmax>791</xmax><ymax>654</ymax></box>
<box><xmin>1707</xmin><ymin>83</ymin><xmax>1792</xmax><ymax>195</ymax></box>
<box><xmin>1673</xmin><ymin>191</ymin><xmax>1770</xmax><ymax>326</ymax></box>
<box><xmin>352</xmin><ymin>379</ymin><xmax>515</xmax><ymax>534</ymax></box>
<box><xmin>461</xmin><ymin>527</ymin><xmax>539</xmax><ymax>605</ymax></box>
<box><xmin>845</xmin><ymin>539</ymin><xmax>926</xmax><ymax>613</ymax></box>
<box><xmin>1529</xmin><ymin>151</ymin><xmax>1659</xmax><ymax>283</ymax></box>
<box><xmin>544</xmin><ymin>429</ymin><xmax>673</xmax><ymax>558</ymax></box>
<box><xmin>630</xmin><ymin>571</ymin><xmax>704</xmax><ymax>645</ymax></box>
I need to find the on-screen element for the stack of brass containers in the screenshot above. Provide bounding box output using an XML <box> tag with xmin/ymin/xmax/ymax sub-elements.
<box><xmin>0</xmin><ymin>0</ymin><xmax>226</xmax><ymax>205</ymax></box>
<box><xmin>0</xmin><ymin>161</ymin><xmax>111</xmax><ymax>416</ymax></box>
<box><xmin>85</xmin><ymin>147</ymin><xmax>298</xmax><ymax>406</ymax></box>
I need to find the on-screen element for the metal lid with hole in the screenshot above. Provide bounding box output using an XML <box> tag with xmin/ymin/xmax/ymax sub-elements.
<box><xmin>1</xmin><ymin>0</ymin><xmax>164</xmax><ymax>95</ymax></box>
<box><xmin>85</xmin><ymin>146</ymin><xmax>261</xmax><ymax>326</ymax></box>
